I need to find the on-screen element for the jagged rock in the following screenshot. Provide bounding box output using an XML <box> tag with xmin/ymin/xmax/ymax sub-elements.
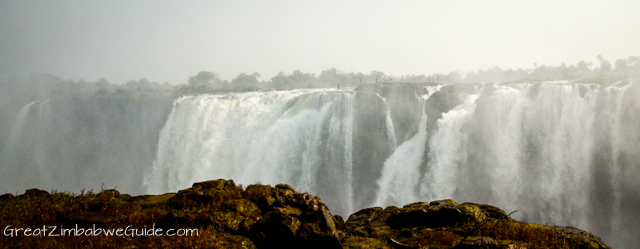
<box><xmin>152</xmin><ymin>179</ymin><xmax>342</xmax><ymax>248</ymax></box>
<box><xmin>386</xmin><ymin>200</ymin><xmax>511</xmax><ymax>229</ymax></box>
<box><xmin>208</xmin><ymin>232</ymin><xmax>257</xmax><ymax>249</ymax></box>
<box><xmin>96</xmin><ymin>189</ymin><xmax>121</xmax><ymax>199</ymax></box>
<box><xmin>210</xmin><ymin>211</ymin><xmax>245</xmax><ymax>231</ymax></box>
<box><xmin>344</xmin><ymin>204</ymin><xmax>465</xmax><ymax>248</ymax></box>
<box><xmin>253</xmin><ymin>208</ymin><xmax>302</xmax><ymax>239</ymax></box>
<box><xmin>23</xmin><ymin>188</ymin><xmax>50</xmax><ymax>197</ymax></box>
<box><xmin>395</xmin><ymin>229</ymin><xmax>463</xmax><ymax>248</ymax></box>
<box><xmin>192</xmin><ymin>179</ymin><xmax>238</xmax><ymax>190</ymax></box>
<box><xmin>342</xmin><ymin>237</ymin><xmax>389</xmax><ymax>249</ymax></box>
<box><xmin>241</xmin><ymin>216</ymin><xmax>260</xmax><ymax>233</ymax></box>
<box><xmin>244</xmin><ymin>184</ymin><xmax>275</xmax><ymax>210</ymax></box>
<box><xmin>273</xmin><ymin>183</ymin><xmax>296</xmax><ymax>206</ymax></box>
<box><xmin>275</xmin><ymin>206</ymin><xmax>303</xmax><ymax>216</ymax></box>
<box><xmin>130</xmin><ymin>193</ymin><xmax>175</xmax><ymax>207</ymax></box>
<box><xmin>0</xmin><ymin>179</ymin><xmax>611</xmax><ymax>249</ymax></box>
<box><xmin>475</xmin><ymin>203</ymin><xmax>510</xmax><ymax>220</ymax></box>
<box><xmin>455</xmin><ymin>236</ymin><xmax>517</xmax><ymax>249</ymax></box>
<box><xmin>249</xmin><ymin>184</ymin><xmax>341</xmax><ymax>248</ymax></box>
<box><xmin>387</xmin><ymin>237</ymin><xmax>416</xmax><ymax>249</ymax></box>
<box><xmin>345</xmin><ymin>206</ymin><xmax>397</xmax><ymax>238</ymax></box>
<box><xmin>556</xmin><ymin>226</ymin><xmax>610</xmax><ymax>249</ymax></box>
<box><xmin>346</xmin><ymin>207</ymin><xmax>385</xmax><ymax>228</ymax></box>
<box><xmin>156</xmin><ymin>211</ymin><xmax>189</xmax><ymax>229</ymax></box>
<box><xmin>341</xmin><ymin>199</ymin><xmax>609</xmax><ymax>249</ymax></box>
<box><xmin>0</xmin><ymin>193</ymin><xmax>14</xmax><ymax>202</ymax></box>
<box><xmin>297</xmin><ymin>204</ymin><xmax>341</xmax><ymax>245</ymax></box>
<box><xmin>222</xmin><ymin>198</ymin><xmax>262</xmax><ymax>217</ymax></box>
<box><xmin>168</xmin><ymin>179</ymin><xmax>242</xmax><ymax>209</ymax></box>
<box><xmin>334</xmin><ymin>215</ymin><xmax>345</xmax><ymax>230</ymax></box>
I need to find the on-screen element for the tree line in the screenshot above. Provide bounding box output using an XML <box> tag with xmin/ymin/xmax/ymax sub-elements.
<box><xmin>1</xmin><ymin>55</ymin><xmax>637</xmax><ymax>151</ymax></box>
<box><xmin>1</xmin><ymin>55</ymin><xmax>638</xmax><ymax>103</ymax></box>
<box><xmin>184</xmin><ymin>55</ymin><xmax>640</xmax><ymax>92</ymax></box>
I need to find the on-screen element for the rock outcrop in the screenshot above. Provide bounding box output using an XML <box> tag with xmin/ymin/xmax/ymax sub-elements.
<box><xmin>0</xmin><ymin>179</ymin><xmax>610</xmax><ymax>249</ymax></box>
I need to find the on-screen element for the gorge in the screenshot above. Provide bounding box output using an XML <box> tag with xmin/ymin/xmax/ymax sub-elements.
<box><xmin>1</xmin><ymin>81</ymin><xmax>638</xmax><ymax>248</ymax></box>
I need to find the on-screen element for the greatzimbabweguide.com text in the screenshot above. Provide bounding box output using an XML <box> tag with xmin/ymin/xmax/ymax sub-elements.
<box><xmin>3</xmin><ymin>224</ymin><xmax>198</xmax><ymax>237</ymax></box>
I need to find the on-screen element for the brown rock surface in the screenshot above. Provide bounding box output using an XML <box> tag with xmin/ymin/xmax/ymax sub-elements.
<box><xmin>0</xmin><ymin>179</ymin><xmax>610</xmax><ymax>249</ymax></box>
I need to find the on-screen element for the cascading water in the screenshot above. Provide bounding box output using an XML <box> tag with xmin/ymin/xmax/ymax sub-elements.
<box><xmin>420</xmin><ymin>93</ymin><xmax>479</xmax><ymax>201</ymax></box>
<box><xmin>3</xmin><ymin>100</ymin><xmax>38</xmax><ymax>150</ymax></box>
<box><xmin>373</xmin><ymin>101</ymin><xmax>427</xmax><ymax>206</ymax></box>
<box><xmin>2</xmin><ymin>81</ymin><xmax>638</xmax><ymax>248</ymax></box>
<box><xmin>378</xmin><ymin>94</ymin><xmax>398</xmax><ymax>151</ymax></box>
<box><xmin>145</xmin><ymin>81</ymin><xmax>639</xmax><ymax>248</ymax></box>
<box><xmin>415</xmin><ymin>84</ymin><xmax>599</xmax><ymax>225</ymax></box>
<box><xmin>0</xmin><ymin>95</ymin><xmax>173</xmax><ymax>194</ymax></box>
<box><xmin>145</xmin><ymin>89</ymin><xmax>358</xmax><ymax>214</ymax></box>
<box><xmin>374</xmin><ymin>92</ymin><xmax>434</xmax><ymax>206</ymax></box>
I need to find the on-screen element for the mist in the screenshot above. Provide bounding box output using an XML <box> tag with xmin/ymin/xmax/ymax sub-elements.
<box><xmin>2</xmin><ymin>1</ymin><xmax>639</xmax><ymax>83</ymax></box>
<box><xmin>2</xmin><ymin>1</ymin><xmax>640</xmax><ymax>248</ymax></box>
<box><xmin>1</xmin><ymin>60</ymin><xmax>639</xmax><ymax>247</ymax></box>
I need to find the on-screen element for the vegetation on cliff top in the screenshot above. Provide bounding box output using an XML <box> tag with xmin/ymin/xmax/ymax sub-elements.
<box><xmin>0</xmin><ymin>179</ymin><xmax>610</xmax><ymax>249</ymax></box>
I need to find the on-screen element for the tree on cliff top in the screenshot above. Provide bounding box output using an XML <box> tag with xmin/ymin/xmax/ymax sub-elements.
<box><xmin>188</xmin><ymin>71</ymin><xmax>224</xmax><ymax>85</ymax></box>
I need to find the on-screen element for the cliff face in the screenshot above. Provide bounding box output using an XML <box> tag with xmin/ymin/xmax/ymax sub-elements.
<box><xmin>0</xmin><ymin>179</ymin><xmax>609</xmax><ymax>249</ymax></box>
<box><xmin>0</xmin><ymin>94</ymin><xmax>174</xmax><ymax>195</ymax></box>
<box><xmin>4</xmin><ymin>82</ymin><xmax>638</xmax><ymax>248</ymax></box>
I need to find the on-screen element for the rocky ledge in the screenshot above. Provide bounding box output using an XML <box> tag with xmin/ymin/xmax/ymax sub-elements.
<box><xmin>0</xmin><ymin>179</ymin><xmax>609</xmax><ymax>249</ymax></box>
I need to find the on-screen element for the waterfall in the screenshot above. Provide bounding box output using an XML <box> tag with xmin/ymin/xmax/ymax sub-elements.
<box><xmin>0</xmin><ymin>95</ymin><xmax>172</xmax><ymax>195</ymax></box>
<box><xmin>3</xmin><ymin>100</ymin><xmax>38</xmax><ymax>148</ymax></box>
<box><xmin>421</xmin><ymin>84</ymin><xmax>599</xmax><ymax>225</ymax></box>
<box><xmin>421</xmin><ymin>93</ymin><xmax>479</xmax><ymax>201</ymax></box>
<box><xmin>378</xmin><ymin>93</ymin><xmax>398</xmax><ymax>151</ymax></box>
<box><xmin>2</xmin><ymin>81</ymin><xmax>638</xmax><ymax>248</ymax></box>
<box><xmin>0</xmin><ymin>100</ymin><xmax>39</xmax><ymax>187</ymax></box>
<box><xmin>145</xmin><ymin>89</ymin><xmax>357</xmax><ymax>214</ymax></box>
<box><xmin>145</xmin><ymin>81</ymin><xmax>639</xmax><ymax>247</ymax></box>
<box><xmin>373</xmin><ymin>97</ymin><xmax>427</xmax><ymax>206</ymax></box>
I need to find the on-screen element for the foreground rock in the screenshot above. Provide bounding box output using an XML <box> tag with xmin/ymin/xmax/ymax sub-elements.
<box><xmin>342</xmin><ymin>200</ymin><xmax>609</xmax><ymax>249</ymax></box>
<box><xmin>0</xmin><ymin>180</ymin><xmax>610</xmax><ymax>249</ymax></box>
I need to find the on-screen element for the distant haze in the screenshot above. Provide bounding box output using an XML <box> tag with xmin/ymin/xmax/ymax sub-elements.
<box><xmin>1</xmin><ymin>0</ymin><xmax>639</xmax><ymax>84</ymax></box>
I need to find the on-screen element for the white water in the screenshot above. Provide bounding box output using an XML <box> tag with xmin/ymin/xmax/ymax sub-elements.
<box><xmin>420</xmin><ymin>84</ymin><xmax>599</xmax><ymax>228</ymax></box>
<box><xmin>144</xmin><ymin>81</ymin><xmax>639</xmax><ymax>248</ymax></box>
<box><xmin>0</xmin><ymin>96</ymin><xmax>172</xmax><ymax>194</ymax></box>
<box><xmin>378</xmin><ymin>94</ymin><xmax>398</xmax><ymax>151</ymax></box>
<box><xmin>0</xmin><ymin>100</ymin><xmax>53</xmax><ymax>187</ymax></box>
<box><xmin>3</xmin><ymin>100</ymin><xmax>38</xmax><ymax>148</ymax></box>
<box><xmin>373</xmin><ymin>97</ymin><xmax>428</xmax><ymax>206</ymax></box>
<box><xmin>145</xmin><ymin>89</ymin><xmax>357</xmax><ymax>214</ymax></box>
<box><xmin>421</xmin><ymin>93</ymin><xmax>479</xmax><ymax>201</ymax></box>
<box><xmin>3</xmin><ymin>81</ymin><xmax>634</xmax><ymax>247</ymax></box>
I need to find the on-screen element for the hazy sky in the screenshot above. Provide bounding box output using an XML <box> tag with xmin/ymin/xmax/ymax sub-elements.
<box><xmin>1</xmin><ymin>0</ymin><xmax>639</xmax><ymax>84</ymax></box>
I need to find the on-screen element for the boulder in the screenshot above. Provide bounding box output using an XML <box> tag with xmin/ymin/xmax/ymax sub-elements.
<box><xmin>0</xmin><ymin>179</ymin><xmax>611</xmax><ymax>249</ymax></box>
<box><xmin>344</xmin><ymin>206</ymin><xmax>397</xmax><ymax>238</ymax></box>
<box><xmin>343</xmin><ymin>200</ymin><xmax>533</xmax><ymax>249</ymax></box>
<box><xmin>0</xmin><ymin>193</ymin><xmax>15</xmax><ymax>202</ymax></box>
<box><xmin>342</xmin><ymin>236</ymin><xmax>389</xmax><ymax>249</ymax></box>
<box><xmin>253</xmin><ymin>208</ymin><xmax>302</xmax><ymax>239</ymax></box>
<box><xmin>168</xmin><ymin>179</ymin><xmax>243</xmax><ymax>209</ymax></box>
<box><xmin>251</xmin><ymin>185</ymin><xmax>341</xmax><ymax>248</ymax></box>
<box><xmin>207</xmin><ymin>231</ymin><xmax>257</xmax><ymax>249</ymax></box>
<box><xmin>244</xmin><ymin>184</ymin><xmax>275</xmax><ymax>210</ymax></box>
<box><xmin>556</xmin><ymin>226</ymin><xmax>610</xmax><ymax>249</ymax></box>
<box><xmin>387</xmin><ymin>199</ymin><xmax>463</xmax><ymax>228</ymax></box>
<box><xmin>386</xmin><ymin>200</ymin><xmax>512</xmax><ymax>229</ymax></box>
<box><xmin>23</xmin><ymin>188</ymin><xmax>50</xmax><ymax>197</ymax></box>
<box><xmin>222</xmin><ymin>198</ymin><xmax>262</xmax><ymax>217</ymax></box>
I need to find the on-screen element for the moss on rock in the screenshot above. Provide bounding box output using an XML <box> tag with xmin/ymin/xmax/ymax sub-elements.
<box><xmin>0</xmin><ymin>179</ymin><xmax>611</xmax><ymax>249</ymax></box>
